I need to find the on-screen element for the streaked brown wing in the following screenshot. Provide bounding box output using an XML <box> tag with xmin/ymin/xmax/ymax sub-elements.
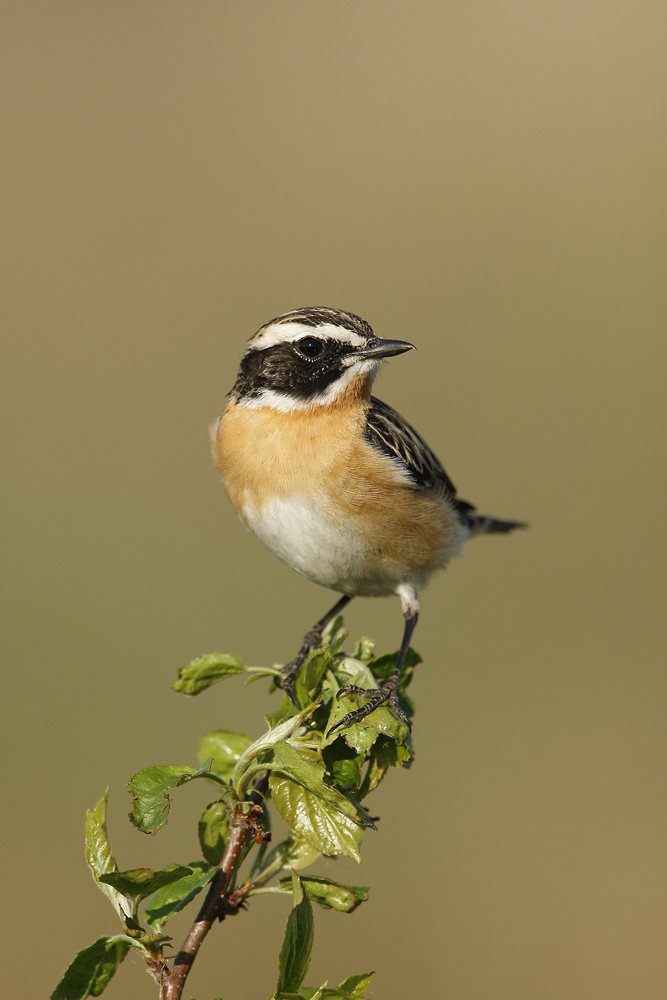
<box><xmin>365</xmin><ymin>397</ymin><xmax>457</xmax><ymax>500</ymax></box>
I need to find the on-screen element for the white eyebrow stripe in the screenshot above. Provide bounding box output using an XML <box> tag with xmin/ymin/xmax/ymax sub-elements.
<box><xmin>246</xmin><ymin>321</ymin><xmax>368</xmax><ymax>353</ymax></box>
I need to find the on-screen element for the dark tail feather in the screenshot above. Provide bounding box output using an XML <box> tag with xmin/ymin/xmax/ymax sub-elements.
<box><xmin>455</xmin><ymin>499</ymin><xmax>527</xmax><ymax>538</ymax></box>
<box><xmin>470</xmin><ymin>515</ymin><xmax>527</xmax><ymax>536</ymax></box>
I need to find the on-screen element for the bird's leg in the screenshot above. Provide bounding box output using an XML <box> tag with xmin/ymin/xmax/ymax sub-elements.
<box><xmin>330</xmin><ymin>603</ymin><xmax>419</xmax><ymax>734</ymax></box>
<box><xmin>277</xmin><ymin>594</ymin><xmax>352</xmax><ymax>704</ymax></box>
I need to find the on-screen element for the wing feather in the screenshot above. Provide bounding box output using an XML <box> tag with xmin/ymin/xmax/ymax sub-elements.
<box><xmin>364</xmin><ymin>397</ymin><xmax>527</xmax><ymax>537</ymax></box>
<box><xmin>364</xmin><ymin>397</ymin><xmax>457</xmax><ymax>500</ymax></box>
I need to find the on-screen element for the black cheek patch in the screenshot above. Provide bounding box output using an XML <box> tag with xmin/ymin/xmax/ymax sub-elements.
<box><xmin>233</xmin><ymin>343</ymin><xmax>350</xmax><ymax>401</ymax></box>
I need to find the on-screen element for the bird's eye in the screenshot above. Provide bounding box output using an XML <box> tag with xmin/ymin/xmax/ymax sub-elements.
<box><xmin>295</xmin><ymin>337</ymin><xmax>324</xmax><ymax>359</ymax></box>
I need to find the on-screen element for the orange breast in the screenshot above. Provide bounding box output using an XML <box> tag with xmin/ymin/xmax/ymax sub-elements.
<box><xmin>211</xmin><ymin>397</ymin><xmax>462</xmax><ymax>594</ymax></box>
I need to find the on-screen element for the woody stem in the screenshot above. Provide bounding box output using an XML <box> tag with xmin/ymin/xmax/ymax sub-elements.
<box><xmin>160</xmin><ymin>772</ymin><xmax>269</xmax><ymax>1000</ymax></box>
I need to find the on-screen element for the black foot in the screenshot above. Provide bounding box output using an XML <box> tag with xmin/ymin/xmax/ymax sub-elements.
<box><xmin>329</xmin><ymin>680</ymin><xmax>411</xmax><ymax>734</ymax></box>
<box><xmin>275</xmin><ymin>637</ymin><xmax>318</xmax><ymax>707</ymax></box>
<box><xmin>276</xmin><ymin>595</ymin><xmax>352</xmax><ymax>707</ymax></box>
<box><xmin>276</xmin><ymin>621</ymin><xmax>334</xmax><ymax>705</ymax></box>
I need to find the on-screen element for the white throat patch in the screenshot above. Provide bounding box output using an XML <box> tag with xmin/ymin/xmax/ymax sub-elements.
<box><xmin>238</xmin><ymin>358</ymin><xmax>380</xmax><ymax>412</ymax></box>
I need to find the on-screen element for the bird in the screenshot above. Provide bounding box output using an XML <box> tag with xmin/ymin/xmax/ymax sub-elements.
<box><xmin>210</xmin><ymin>307</ymin><xmax>524</xmax><ymax>732</ymax></box>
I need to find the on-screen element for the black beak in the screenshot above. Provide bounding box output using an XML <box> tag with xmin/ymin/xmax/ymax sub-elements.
<box><xmin>355</xmin><ymin>338</ymin><xmax>416</xmax><ymax>359</ymax></box>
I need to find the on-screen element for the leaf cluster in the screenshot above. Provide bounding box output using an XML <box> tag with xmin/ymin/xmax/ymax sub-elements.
<box><xmin>52</xmin><ymin>618</ymin><xmax>419</xmax><ymax>999</ymax></box>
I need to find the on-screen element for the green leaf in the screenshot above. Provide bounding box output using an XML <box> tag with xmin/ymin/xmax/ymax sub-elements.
<box><xmin>276</xmin><ymin>873</ymin><xmax>314</xmax><ymax>997</ymax></box>
<box><xmin>325</xmin><ymin>659</ymin><xmax>410</xmax><ymax>748</ymax></box>
<box><xmin>316</xmin><ymin>991</ymin><xmax>372</xmax><ymax>998</ymax></box>
<box><xmin>127</xmin><ymin>762</ymin><xmax>212</xmax><ymax>834</ymax></box>
<box><xmin>259</xmin><ymin>830</ymin><xmax>322</xmax><ymax>880</ymax></box>
<box><xmin>266</xmin><ymin>694</ymin><xmax>300</xmax><ymax>729</ymax></box>
<box><xmin>84</xmin><ymin>789</ymin><xmax>130</xmax><ymax>922</ymax></box>
<box><xmin>321</xmin><ymin>615</ymin><xmax>348</xmax><ymax>650</ymax></box>
<box><xmin>198</xmin><ymin>800</ymin><xmax>230</xmax><ymax>866</ymax></box>
<box><xmin>272</xmin><ymin>743</ymin><xmax>373</xmax><ymax>824</ymax></box>
<box><xmin>172</xmin><ymin>652</ymin><xmax>246</xmax><ymax>694</ymax></box>
<box><xmin>286</xmin><ymin>990</ymin><xmax>370</xmax><ymax>999</ymax></box>
<box><xmin>322</xmin><ymin>740</ymin><xmax>364</xmax><ymax>793</ymax></box>
<box><xmin>325</xmin><ymin>706</ymin><xmax>379</xmax><ymax>753</ymax></box>
<box><xmin>99</xmin><ymin>866</ymin><xmax>193</xmax><ymax>912</ymax></box>
<box><xmin>145</xmin><ymin>861</ymin><xmax>214</xmax><ymax>932</ymax></box>
<box><xmin>51</xmin><ymin>935</ymin><xmax>135</xmax><ymax>999</ymax></box>
<box><xmin>244</xmin><ymin>665</ymin><xmax>282</xmax><ymax>685</ymax></box>
<box><xmin>198</xmin><ymin>729</ymin><xmax>253</xmax><ymax>781</ymax></box>
<box><xmin>338</xmin><ymin>971</ymin><xmax>375</xmax><ymax>995</ymax></box>
<box><xmin>351</xmin><ymin>636</ymin><xmax>375</xmax><ymax>661</ymax></box>
<box><xmin>278</xmin><ymin>875</ymin><xmax>369</xmax><ymax>913</ymax></box>
<box><xmin>232</xmin><ymin>703</ymin><xmax>320</xmax><ymax>795</ymax></box>
<box><xmin>369</xmin><ymin>646</ymin><xmax>421</xmax><ymax>685</ymax></box>
<box><xmin>292</xmin><ymin>648</ymin><xmax>333</xmax><ymax>708</ymax></box>
<box><xmin>303</xmin><ymin>650</ymin><xmax>333</xmax><ymax>693</ymax></box>
<box><xmin>269</xmin><ymin>773</ymin><xmax>363</xmax><ymax>860</ymax></box>
<box><xmin>358</xmin><ymin>734</ymin><xmax>412</xmax><ymax>799</ymax></box>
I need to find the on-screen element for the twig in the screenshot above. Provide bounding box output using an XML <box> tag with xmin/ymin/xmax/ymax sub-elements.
<box><xmin>160</xmin><ymin>772</ymin><xmax>269</xmax><ymax>1000</ymax></box>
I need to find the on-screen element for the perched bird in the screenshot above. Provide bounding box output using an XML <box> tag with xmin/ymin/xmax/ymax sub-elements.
<box><xmin>210</xmin><ymin>307</ymin><xmax>524</xmax><ymax>731</ymax></box>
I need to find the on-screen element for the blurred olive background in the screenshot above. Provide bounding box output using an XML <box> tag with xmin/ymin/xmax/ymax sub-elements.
<box><xmin>2</xmin><ymin>2</ymin><xmax>666</xmax><ymax>998</ymax></box>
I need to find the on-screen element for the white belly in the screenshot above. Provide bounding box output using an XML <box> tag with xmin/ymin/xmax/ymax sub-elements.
<box><xmin>241</xmin><ymin>494</ymin><xmax>368</xmax><ymax>593</ymax></box>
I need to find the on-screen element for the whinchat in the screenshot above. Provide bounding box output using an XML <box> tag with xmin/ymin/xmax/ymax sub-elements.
<box><xmin>210</xmin><ymin>307</ymin><xmax>524</xmax><ymax>730</ymax></box>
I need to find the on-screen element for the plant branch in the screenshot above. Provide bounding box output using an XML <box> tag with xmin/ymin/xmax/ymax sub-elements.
<box><xmin>160</xmin><ymin>772</ymin><xmax>269</xmax><ymax>1000</ymax></box>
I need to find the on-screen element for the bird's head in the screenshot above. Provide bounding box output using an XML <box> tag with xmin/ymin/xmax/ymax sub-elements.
<box><xmin>230</xmin><ymin>307</ymin><xmax>415</xmax><ymax>411</ymax></box>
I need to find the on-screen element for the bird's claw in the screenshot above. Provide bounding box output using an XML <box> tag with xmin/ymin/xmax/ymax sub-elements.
<box><xmin>328</xmin><ymin>681</ymin><xmax>411</xmax><ymax>735</ymax></box>
<box><xmin>275</xmin><ymin>660</ymin><xmax>302</xmax><ymax>707</ymax></box>
<box><xmin>276</xmin><ymin>624</ymin><xmax>329</xmax><ymax>706</ymax></box>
